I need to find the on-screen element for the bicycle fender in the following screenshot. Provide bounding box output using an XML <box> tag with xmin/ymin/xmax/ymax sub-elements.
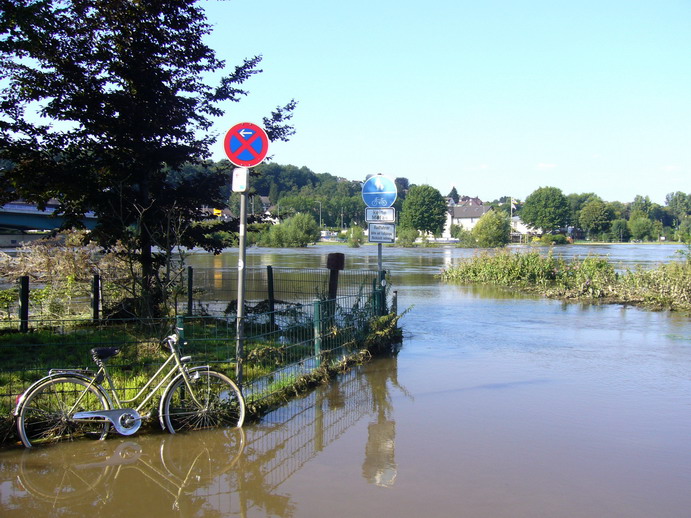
<box><xmin>14</xmin><ymin>371</ymin><xmax>113</xmax><ymax>416</ymax></box>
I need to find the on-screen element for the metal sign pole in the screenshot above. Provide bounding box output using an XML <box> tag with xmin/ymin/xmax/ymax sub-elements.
<box><xmin>224</xmin><ymin>123</ymin><xmax>269</xmax><ymax>391</ymax></box>
<box><xmin>231</xmin><ymin>167</ymin><xmax>250</xmax><ymax>390</ymax></box>
<box><xmin>378</xmin><ymin>242</ymin><xmax>383</xmax><ymax>272</ymax></box>
<box><xmin>236</xmin><ymin>191</ymin><xmax>247</xmax><ymax>389</ymax></box>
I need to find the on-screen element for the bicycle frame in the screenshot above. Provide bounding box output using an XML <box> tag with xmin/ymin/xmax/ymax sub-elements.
<box><xmin>73</xmin><ymin>336</ymin><xmax>208</xmax><ymax>435</ymax></box>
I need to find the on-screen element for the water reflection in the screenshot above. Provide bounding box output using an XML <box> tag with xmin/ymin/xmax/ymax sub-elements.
<box><xmin>362</xmin><ymin>357</ymin><xmax>412</xmax><ymax>488</ymax></box>
<box><xmin>0</xmin><ymin>353</ymin><xmax>406</xmax><ymax>517</ymax></box>
<box><xmin>3</xmin><ymin>428</ymin><xmax>244</xmax><ymax>517</ymax></box>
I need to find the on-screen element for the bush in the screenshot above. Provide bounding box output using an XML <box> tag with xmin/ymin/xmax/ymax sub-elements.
<box><xmin>441</xmin><ymin>250</ymin><xmax>691</xmax><ymax>310</ymax></box>
<box><xmin>540</xmin><ymin>234</ymin><xmax>568</xmax><ymax>245</ymax></box>
<box><xmin>396</xmin><ymin>227</ymin><xmax>419</xmax><ymax>247</ymax></box>
<box><xmin>471</xmin><ymin>211</ymin><xmax>510</xmax><ymax>248</ymax></box>
<box><xmin>259</xmin><ymin>213</ymin><xmax>320</xmax><ymax>247</ymax></box>
<box><xmin>346</xmin><ymin>226</ymin><xmax>365</xmax><ymax>248</ymax></box>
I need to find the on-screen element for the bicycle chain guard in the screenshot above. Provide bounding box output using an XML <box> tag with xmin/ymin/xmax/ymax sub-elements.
<box><xmin>73</xmin><ymin>409</ymin><xmax>142</xmax><ymax>436</ymax></box>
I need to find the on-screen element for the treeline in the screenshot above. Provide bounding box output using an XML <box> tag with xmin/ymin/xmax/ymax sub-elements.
<box><xmin>484</xmin><ymin>187</ymin><xmax>691</xmax><ymax>243</ymax></box>
<box><xmin>186</xmin><ymin>162</ymin><xmax>690</xmax><ymax>245</ymax></box>
<box><xmin>221</xmin><ymin>162</ymin><xmax>411</xmax><ymax>229</ymax></box>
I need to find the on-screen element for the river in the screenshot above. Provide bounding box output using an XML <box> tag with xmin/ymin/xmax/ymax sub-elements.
<box><xmin>1</xmin><ymin>244</ymin><xmax>689</xmax><ymax>517</ymax></box>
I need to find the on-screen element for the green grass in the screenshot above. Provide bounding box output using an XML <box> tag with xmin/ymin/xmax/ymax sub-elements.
<box><xmin>441</xmin><ymin>250</ymin><xmax>691</xmax><ymax>311</ymax></box>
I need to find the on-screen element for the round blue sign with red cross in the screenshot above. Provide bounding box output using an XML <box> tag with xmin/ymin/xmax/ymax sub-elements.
<box><xmin>224</xmin><ymin>122</ymin><xmax>270</xmax><ymax>168</ymax></box>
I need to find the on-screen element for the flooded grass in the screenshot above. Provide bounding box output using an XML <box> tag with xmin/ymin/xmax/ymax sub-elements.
<box><xmin>441</xmin><ymin>250</ymin><xmax>691</xmax><ymax>311</ymax></box>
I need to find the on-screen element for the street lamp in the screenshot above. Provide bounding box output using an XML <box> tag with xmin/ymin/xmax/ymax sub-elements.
<box><xmin>315</xmin><ymin>201</ymin><xmax>322</xmax><ymax>227</ymax></box>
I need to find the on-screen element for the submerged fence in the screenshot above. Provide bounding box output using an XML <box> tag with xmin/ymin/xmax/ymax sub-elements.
<box><xmin>0</xmin><ymin>265</ymin><xmax>395</xmax><ymax>436</ymax></box>
<box><xmin>0</xmin><ymin>265</ymin><xmax>385</xmax><ymax>327</ymax></box>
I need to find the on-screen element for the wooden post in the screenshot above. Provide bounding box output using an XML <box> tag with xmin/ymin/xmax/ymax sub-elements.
<box><xmin>325</xmin><ymin>253</ymin><xmax>344</xmax><ymax>331</ymax></box>
<box><xmin>267</xmin><ymin>265</ymin><xmax>275</xmax><ymax>329</ymax></box>
<box><xmin>19</xmin><ymin>276</ymin><xmax>29</xmax><ymax>333</ymax></box>
<box><xmin>326</xmin><ymin>253</ymin><xmax>344</xmax><ymax>300</ymax></box>
<box><xmin>91</xmin><ymin>274</ymin><xmax>100</xmax><ymax>322</ymax></box>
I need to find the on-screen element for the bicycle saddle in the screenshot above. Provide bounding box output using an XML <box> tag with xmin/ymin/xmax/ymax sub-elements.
<box><xmin>91</xmin><ymin>347</ymin><xmax>121</xmax><ymax>361</ymax></box>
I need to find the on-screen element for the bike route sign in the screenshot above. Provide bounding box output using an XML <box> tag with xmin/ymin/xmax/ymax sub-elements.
<box><xmin>362</xmin><ymin>175</ymin><xmax>397</xmax><ymax>208</ymax></box>
<box><xmin>224</xmin><ymin>122</ymin><xmax>269</xmax><ymax>168</ymax></box>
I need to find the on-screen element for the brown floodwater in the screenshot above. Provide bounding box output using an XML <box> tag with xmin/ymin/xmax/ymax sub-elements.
<box><xmin>1</xmin><ymin>245</ymin><xmax>690</xmax><ymax>517</ymax></box>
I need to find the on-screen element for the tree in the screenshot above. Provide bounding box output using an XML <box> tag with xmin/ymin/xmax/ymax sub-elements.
<box><xmin>0</xmin><ymin>0</ymin><xmax>295</xmax><ymax>316</ymax></box>
<box><xmin>399</xmin><ymin>185</ymin><xmax>447</xmax><ymax>235</ymax></box>
<box><xmin>447</xmin><ymin>186</ymin><xmax>460</xmax><ymax>204</ymax></box>
<box><xmin>566</xmin><ymin>192</ymin><xmax>600</xmax><ymax>228</ymax></box>
<box><xmin>471</xmin><ymin>210</ymin><xmax>510</xmax><ymax>248</ymax></box>
<box><xmin>579</xmin><ymin>200</ymin><xmax>613</xmax><ymax>237</ymax></box>
<box><xmin>521</xmin><ymin>187</ymin><xmax>570</xmax><ymax>234</ymax></box>
<box><xmin>610</xmin><ymin>219</ymin><xmax>631</xmax><ymax>242</ymax></box>
<box><xmin>259</xmin><ymin>213</ymin><xmax>319</xmax><ymax>247</ymax></box>
<box><xmin>665</xmin><ymin>191</ymin><xmax>691</xmax><ymax>226</ymax></box>
<box><xmin>630</xmin><ymin>195</ymin><xmax>653</xmax><ymax>216</ymax></box>
<box><xmin>629</xmin><ymin>217</ymin><xmax>655</xmax><ymax>241</ymax></box>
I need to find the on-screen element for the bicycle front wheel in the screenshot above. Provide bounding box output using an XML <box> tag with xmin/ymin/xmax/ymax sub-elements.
<box><xmin>16</xmin><ymin>376</ymin><xmax>111</xmax><ymax>448</ymax></box>
<box><xmin>160</xmin><ymin>369</ymin><xmax>245</xmax><ymax>433</ymax></box>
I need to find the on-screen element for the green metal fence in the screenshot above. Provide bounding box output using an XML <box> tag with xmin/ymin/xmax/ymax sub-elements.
<box><xmin>0</xmin><ymin>285</ymin><xmax>391</xmax><ymax>436</ymax></box>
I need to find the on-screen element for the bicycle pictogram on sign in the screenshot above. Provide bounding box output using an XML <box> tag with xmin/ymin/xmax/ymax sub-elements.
<box><xmin>224</xmin><ymin>122</ymin><xmax>269</xmax><ymax>168</ymax></box>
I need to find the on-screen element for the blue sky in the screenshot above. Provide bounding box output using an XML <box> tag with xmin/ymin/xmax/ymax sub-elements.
<box><xmin>203</xmin><ymin>0</ymin><xmax>690</xmax><ymax>205</ymax></box>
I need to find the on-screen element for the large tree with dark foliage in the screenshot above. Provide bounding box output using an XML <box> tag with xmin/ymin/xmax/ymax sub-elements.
<box><xmin>399</xmin><ymin>184</ymin><xmax>447</xmax><ymax>236</ymax></box>
<box><xmin>0</xmin><ymin>0</ymin><xmax>295</xmax><ymax>316</ymax></box>
<box><xmin>521</xmin><ymin>186</ymin><xmax>570</xmax><ymax>234</ymax></box>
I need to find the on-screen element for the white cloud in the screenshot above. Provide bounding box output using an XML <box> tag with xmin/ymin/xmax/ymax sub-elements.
<box><xmin>537</xmin><ymin>163</ymin><xmax>557</xmax><ymax>170</ymax></box>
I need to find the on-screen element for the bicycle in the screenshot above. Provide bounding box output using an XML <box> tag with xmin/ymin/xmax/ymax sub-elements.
<box><xmin>14</xmin><ymin>329</ymin><xmax>245</xmax><ymax>448</ymax></box>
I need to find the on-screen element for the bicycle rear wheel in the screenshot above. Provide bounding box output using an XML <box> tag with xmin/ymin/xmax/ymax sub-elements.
<box><xmin>160</xmin><ymin>369</ymin><xmax>245</xmax><ymax>433</ymax></box>
<box><xmin>16</xmin><ymin>376</ymin><xmax>111</xmax><ymax>448</ymax></box>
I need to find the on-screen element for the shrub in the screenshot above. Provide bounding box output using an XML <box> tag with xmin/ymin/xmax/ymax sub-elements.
<box><xmin>540</xmin><ymin>234</ymin><xmax>568</xmax><ymax>246</ymax></box>
<box><xmin>442</xmin><ymin>250</ymin><xmax>691</xmax><ymax>310</ymax></box>
<box><xmin>471</xmin><ymin>211</ymin><xmax>510</xmax><ymax>248</ymax></box>
<box><xmin>346</xmin><ymin>226</ymin><xmax>365</xmax><ymax>248</ymax></box>
<box><xmin>396</xmin><ymin>227</ymin><xmax>419</xmax><ymax>247</ymax></box>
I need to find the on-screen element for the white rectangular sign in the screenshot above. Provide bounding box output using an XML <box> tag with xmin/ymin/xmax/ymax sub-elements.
<box><xmin>365</xmin><ymin>207</ymin><xmax>396</xmax><ymax>223</ymax></box>
<box><xmin>232</xmin><ymin>167</ymin><xmax>249</xmax><ymax>192</ymax></box>
<box><xmin>368</xmin><ymin>223</ymin><xmax>396</xmax><ymax>244</ymax></box>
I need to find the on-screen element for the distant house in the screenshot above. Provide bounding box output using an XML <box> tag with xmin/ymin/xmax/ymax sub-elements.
<box><xmin>446</xmin><ymin>195</ymin><xmax>484</xmax><ymax>207</ymax></box>
<box><xmin>510</xmin><ymin>216</ymin><xmax>539</xmax><ymax>242</ymax></box>
<box><xmin>442</xmin><ymin>205</ymin><xmax>493</xmax><ymax>238</ymax></box>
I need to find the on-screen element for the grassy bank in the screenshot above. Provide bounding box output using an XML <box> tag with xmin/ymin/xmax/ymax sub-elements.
<box><xmin>441</xmin><ymin>250</ymin><xmax>691</xmax><ymax>311</ymax></box>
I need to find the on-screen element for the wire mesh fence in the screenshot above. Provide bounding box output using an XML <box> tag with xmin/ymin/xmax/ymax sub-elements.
<box><xmin>183</xmin><ymin>266</ymin><xmax>382</xmax><ymax>315</ymax></box>
<box><xmin>0</xmin><ymin>278</ymin><xmax>391</xmax><ymax>435</ymax></box>
<box><xmin>0</xmin><ymin>266</ymin><xmax>382</xmax><ymax>327</ymax></box>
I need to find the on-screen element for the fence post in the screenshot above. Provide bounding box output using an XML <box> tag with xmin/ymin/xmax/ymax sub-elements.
<box><xmin>392</xmin><ymin>290</ymin><xmax>398</xmax><ymax>316</ymax></box>
<box><xmin>371</xmin><ymin>278</ymin><xmax>385</xmax><ymax>317</ymax></box>
<box><xmin>267</xmin><ymin>265</ymin><xmax>275</xmax><ymax>329</ymax></box>
<box><xmin>325</xmin><ymin>253</ymin><xmax>344</xmax><ymax>330</ymax></box>
<box><xmin>186</xmin><ymin>266</ymin><xmax>193</xmax><ymax>316</ymax></box>
<box><xmin>313</xmin><ymin>299</ymin><xmax>322</xmax><ymax>365</ymax></box>
<box><xmin>176</xmin><ymin>315</ymin><xmax>185</xmax><ymax>343</ymax></box>
<box><xmin>92</xmin><ymin>274</ymin><xmax>101</xmax><ymax>322</ymax></box>
<box><xmin>19</xmin><ymin>275</ymin><xmax>29</xmax><ymax>333</ymax></box>
<box><xmin>378</xmin><ymin>269</ymin><xmax>387</xmax><ymax>316</ymax></box>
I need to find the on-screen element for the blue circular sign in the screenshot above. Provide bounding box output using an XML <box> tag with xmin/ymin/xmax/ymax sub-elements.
<box><xmin>362</xmin><ymin>175</ymin><xmax>397</xmax><ymax>208</ymax></box>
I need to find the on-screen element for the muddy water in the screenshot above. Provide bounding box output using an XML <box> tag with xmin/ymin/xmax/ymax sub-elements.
<box><xmin>1</xmin><ymin>245</ymin><xmax>690</xmax><ymax>517</ymax></box>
